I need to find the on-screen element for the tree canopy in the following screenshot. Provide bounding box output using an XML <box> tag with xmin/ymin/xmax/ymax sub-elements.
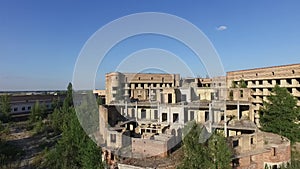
<box><xmin>259</xmin><ymin>85</ymin><xmax>300</xmax><ymax>143</ymax></box>
<box><xmin>178</xmin><ymin>122</ymin><xmax>232</xmax><ymax>169</ymax></box>
<box><xmin>41</xmin><ymin>83</ymin><xmax>104</xmax><ymax>169</ymax></box>
<box><xmin>0</xmin><ymin>94</ymin><xmax>11</xmax><ymax>122</ymax></box>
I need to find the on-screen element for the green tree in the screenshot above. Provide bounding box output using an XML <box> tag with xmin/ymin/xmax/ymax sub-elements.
<box><xmin>238</xmin><ymin>79</ymin><xmax>247</xmax><ymax>88</ymax></box>
<box><xmin>52</xmin><ymin>97</ymin><xmax>63</xmax><ymax>110</ymax></box>
<box><xmin>63</xmin><ymin>83</ymin><xmax>73</xmax><ymax>108</ymax></box>
<box><xmin>29</xmin><ymin>101</ymin><xmax>44</xmax><ymax>124</ymax></box>
<box><xmin>28</xmin><ymin>101</ymin><xmax>47</xmax><ymax>133</ymax></box>
<box><xmin>259</xmin><ymin>85</ymin><xmax>300</xmax><ymax>143</ymax></box>
<box><xmin>43</xmin><ymin>107</ymin><xmax>103</xmax><ymax>169</ymax></box>
<box><xmin>0</xmin><ymin>95</ymin><xmax>11</xmax><ymax>122</ymax></box>
<box><xmin>42</xmin><ymin>83</ymin><xmax>103</xmax><ymax>169</ymax></box>
<box><xmin>178</xmin><ymin>122</ymin><xmax>232</xmax><ymax>169</ymax></box>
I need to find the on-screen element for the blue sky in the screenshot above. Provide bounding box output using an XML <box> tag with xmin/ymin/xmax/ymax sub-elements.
<box><xmin>1</xmin><ymin>1</ymin><xmax>300</xmax><ymax>90</ymax></box>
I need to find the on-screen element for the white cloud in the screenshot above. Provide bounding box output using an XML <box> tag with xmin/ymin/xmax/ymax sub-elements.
<box><xmin>216</xmin><ymin>25</ymin><xmax>227</xmax><ymax>31</ymax></box>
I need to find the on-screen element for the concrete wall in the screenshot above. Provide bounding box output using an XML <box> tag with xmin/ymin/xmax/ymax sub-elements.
<box><xmin>227</xmin><ymin>63</ymin><xmax>300</xmax><ymax>125</ymax></box>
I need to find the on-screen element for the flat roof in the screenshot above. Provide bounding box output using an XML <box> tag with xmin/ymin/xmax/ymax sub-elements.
<box><xmin>227</xmin><ymin>63</ymin><xmax>300</xmax><ymax>73</ymax></box>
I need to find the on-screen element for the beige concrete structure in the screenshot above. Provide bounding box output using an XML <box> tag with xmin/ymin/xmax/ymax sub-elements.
<box><xmin>98</xmin><ymin>64</ymin><xmax>298</xmax><ymax>168</ymax></box>
<box><xmin>105</xmin><ymin>72</ymin><xmax>180</xmax><ymax>104</ymax></box>
<box><xmin>227</xmin><ymin>63</ymin><xmax>300</xmax><ymax>125</ymax></box>
<box><xmin>229</xmin><ymin>131</ymin><xmax>291</xmax><ymax>169</ymax></box>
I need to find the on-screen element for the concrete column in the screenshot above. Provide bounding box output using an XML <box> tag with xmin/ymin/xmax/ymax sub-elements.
<box><xmin>208</xmin><ymin>103</ymin><xmax>212</xmax><ymax>133</ymax></box>
<box><xmin>157</xmin><ymin>102</ymin><xmax>160</xmax><ymax>122</ymax></box>
<box><xmin>224</xmin><ymin>104</ymin><xmax>227</xmax><ymax>137</ymax></box>
<box><xmin>237</xmin><ymin>101</ymin><xmax>240</xmax><ymax>120</ymax></box>
<box><xmin>135</xmin><ymin>101</ymin><xmax>137</xmax><ymax>121</ymax></box>
<box><xmin>125</xmin><ymin>101</ymin><xmax>128</xmax><ymax>116</ymax></box>
<box><xmin>209</xmin><ymin>103</ymin><xmax>212</xmax><ymax>123</ymax></box>
<box><xmin>168</xmin><ymin>107</ymin><xmax>171</xmax><ymax>124</ymax></box>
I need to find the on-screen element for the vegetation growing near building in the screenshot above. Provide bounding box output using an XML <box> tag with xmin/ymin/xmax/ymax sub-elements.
<box><xmin>39</xmin><ymin>83</ymin><xmax>104</xmax><ymax>169</ymax></box>
<box><xmin>178</xmin><ymin>122</ymin><xmax>232</xmax><ymax>169</ymax></box>
<box><xmin>231</xmin><ymin>81</ymin><xmax>237</xmax><ymax>88</ymax></box>
<box><xmin>238</xmin><ymin>79</ymin><xmax>247</xmax><ymax>88</ymax></box>
<box><xmin>259</xmin><ymin>85</ymin><xmax>300</xmax><ymax>143</ymax></box>
<box><xmin>0</xmin><ymin>94</ymin><xmax>11</xmax><ymax>122</ymax></box>
<box><xmin>231</xmin><ymin>79</ymin><xmax>247</xmax><ymax>88</ymax></box>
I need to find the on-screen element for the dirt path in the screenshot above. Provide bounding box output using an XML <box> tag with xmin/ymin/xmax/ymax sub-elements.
<box><xmin>6</xmin><ymin>122</ymin><xmax>44</xmax><ymax>169</ymax></box>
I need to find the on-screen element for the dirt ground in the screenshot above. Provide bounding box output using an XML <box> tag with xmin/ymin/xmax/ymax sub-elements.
<box><xmin>5</xmin><ymin>121</ymin><xmax>55</xmax><ymax>169</ymax></box>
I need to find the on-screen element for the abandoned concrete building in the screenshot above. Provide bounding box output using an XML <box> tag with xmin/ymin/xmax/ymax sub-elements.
<box><xmin>227</xmin><ymin>63</ymin><xmax>300</xmax><ymax>126</ymax></box>
<box><xmin>95</xmin><ymin>63</ymin><xmax>300</xmax><ymax>168</ymax></box>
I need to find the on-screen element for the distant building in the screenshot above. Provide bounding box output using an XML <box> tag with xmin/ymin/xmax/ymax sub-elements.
<box><xmin>6</xmin><ymin>94</ymin><xmax>64</xmax><ymax>116</ymax></box>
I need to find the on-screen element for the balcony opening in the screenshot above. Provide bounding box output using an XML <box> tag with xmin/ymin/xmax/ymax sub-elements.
<box><xmin>276</xmin><ymin>79</ymin><xmax>281</xmax><ymax>85</ymax></box>
<box><xmin>268</xmin><ymin>80</ymin><xmax>272</xmax><ymax>85</ymax></box>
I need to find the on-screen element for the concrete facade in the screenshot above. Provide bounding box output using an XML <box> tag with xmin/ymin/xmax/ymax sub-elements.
<box><xmin>98</xmin><ymin>64</ymin><xmax>298</xmax><ymax>168</ymax></box>
<box><xmin>229</xmin><ymin>131</ymin><xmax>291</xmax><ymax>169</ymax></box>
<box><xmin>227</xmin><ymin>63</ymin><xmax>300</xmax><ymax>125</ymax></box>
<box><xmin>105</xmin><ymin>72</ymin><xmax>180</xmax><ymax>104</ymax></box>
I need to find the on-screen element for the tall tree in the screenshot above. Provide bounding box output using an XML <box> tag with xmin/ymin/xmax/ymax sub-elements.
<box><xmin>29</xmin><ymin>101</ymin><xmax>43</xmax><ymax>124</ymax></box>
<box><xmin>259</xmin><ymin>85</ymin><xmax>300</xmax><ymax>143</ymax></box>
<box><xmin>42</xmin><ymin>83</ymin><xmax>103</xmax><ymax>169</ymax></box>
<box><xmin>0</xmin><ymin>95</ymin><xmax>11</xmax><ymax>122</ymax></box>
<box><xmin>178</xmin><ymin>122</ymin><xmax>232</xmax><ymax>169</ymax></box>
<box><xmin>63</xmin><ymin>82</ymin><xmax>73</xmax><ymax>108</ymax></box>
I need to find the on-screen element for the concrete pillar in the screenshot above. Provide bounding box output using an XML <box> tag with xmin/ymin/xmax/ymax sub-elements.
<box><xmin>237</xmin><ymin>101</ymin><xmax>240</xmax><ymax>120</ymax></box>
<box><xmin>135</xmin><ymin>101</ymin><xmax>137</xmax><ymax>121</ymax></box>
<box><xmin>168</xmin><ymin>107</ymin><xmax>171</xmax><ymax>124</ymax></box>
<box><xmin>125</xmin><ymin>101</ymin><xmax>128</xmax><ymax>116</ymax></box>
<box><xmin>209</xmin><ymin>103</ymin><xmax>212</xmax><ymax>123</ymax></box>
<box><xmin>224</xmin><ymin>106</ymin><xmax>227</xmax><ymax>137</ymax></box>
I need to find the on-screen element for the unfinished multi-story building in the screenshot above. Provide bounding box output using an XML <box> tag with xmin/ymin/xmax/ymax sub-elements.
<box><xmin>96</xmin><ymin>63</ymin><xmax>299</xmax><ymax>168</ymax></box>
<box><xmin>105</xmin><ymin>72</ymin><xmax>180</xmax><ymax>104</ymax></box>
<box><xmin>227</xmin><ymin>63</ymin><xmax>300</xmax><ymax>125</ymax></box>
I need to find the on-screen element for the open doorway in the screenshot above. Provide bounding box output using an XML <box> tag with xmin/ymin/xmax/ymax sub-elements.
<box><xmin>168</xmin><ymin>94</ymin><xmax>172</xmax><ymax>103</ymax></box>
<box><xmin>173</xmin><ymin>113</ymin><xmax>179</xmax><ymax>123</ymax></box>
<box><xmin>162</xmin><ymin>113</ymin><xmax>168</xmax><ymax>122</ymax></box>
